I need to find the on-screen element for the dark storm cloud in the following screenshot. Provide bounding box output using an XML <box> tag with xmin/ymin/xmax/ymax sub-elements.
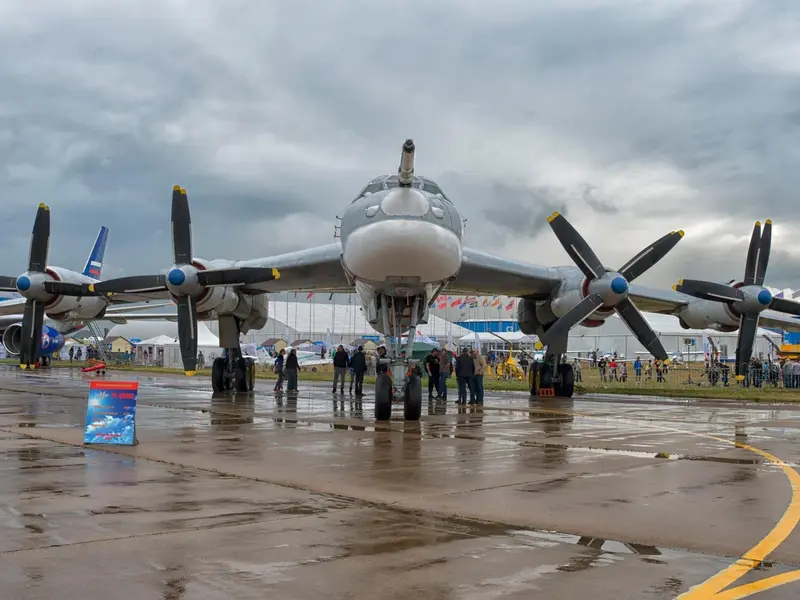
<box><xmin>1</xmin><ymin>0</ymin><xmax>800</xmax><ymax>289</ymax></box>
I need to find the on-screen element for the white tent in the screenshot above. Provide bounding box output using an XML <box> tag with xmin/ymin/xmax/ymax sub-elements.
<box><xmin>138</xmin><ymin>335</ymin><xmax>177</xmax><ymax>346</ymax></box>
<box><xmin>458</xmin><ymin>331</ymin><xmax>535</xmax><ymax>343</ymax></box>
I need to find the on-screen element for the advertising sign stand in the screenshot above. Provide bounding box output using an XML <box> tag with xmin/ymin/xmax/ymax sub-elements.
<box><xmin>83</xmin><ymin>380</ymin><xmax>139</xmax><ymax>446</ymax></box>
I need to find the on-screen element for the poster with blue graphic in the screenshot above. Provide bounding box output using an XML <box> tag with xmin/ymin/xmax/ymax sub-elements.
<box><xmin>83</xmin><ymin>380</ymin><xmax>138</xmax><ymax>445</ymax></box>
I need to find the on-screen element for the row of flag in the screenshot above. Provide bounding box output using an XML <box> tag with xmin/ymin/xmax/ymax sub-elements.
<box><xmin>300</xmin><ymin>292</ymin><xmax>516</xmax><ymax>311</ymax></box>
<box><xmin>435</xmin><ymin>295</ymin><xmax>515</xmax><ymax>311</ymax></box>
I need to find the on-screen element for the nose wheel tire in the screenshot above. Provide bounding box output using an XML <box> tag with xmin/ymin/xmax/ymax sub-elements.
<box><xmin>375</xmin><ymin>373</ymin><xmax>393</xmax><ymax>421</ymax></box>
<box><xmin>211</xmin><ymin>358</ymin><xmax>226</xmax><ymax>393</ymax></box>
<box><xmin>403</xmin><ymin>374</ymin><xmax>422</xmax><ymax>421</ymax></box>
<box><xmin>555</xmin><ymin>364</ymin><xmax>575</xmax><ymax>398</ymax></box>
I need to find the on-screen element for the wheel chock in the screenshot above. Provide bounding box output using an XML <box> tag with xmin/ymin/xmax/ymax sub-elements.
<box><xmin>538</xmin><ymin>387</ymin><xmax>555</xmax><ymax>397</ymax></box>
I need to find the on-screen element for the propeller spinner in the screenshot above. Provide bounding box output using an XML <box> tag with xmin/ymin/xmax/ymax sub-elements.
<box><xmin>674</xmin><ymin>219</ymin><xmax>800</xmax><ymax>379</ymax></box>
<box><xmin>540</xmin><ymin>212</ymin><xmax>685</xmax><ymax>361</ymax></box>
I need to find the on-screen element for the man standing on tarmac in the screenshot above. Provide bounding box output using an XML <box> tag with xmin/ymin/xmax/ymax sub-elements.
<box><xmin>470</xmin><ymin>348</ymin><xmax>486</xmax><ymax>405</ymax></box>
<box><xmin>455</xmin><ymin>347</ymin><xmax>476</xmax><ymax>405</ymax></box>
<box><xmin>424</xmin><ymin>348</ymin><xmax>441</xmax><ymax>398</ymax></box>
<box><xmin>349</xmin><ymin>346</ymin><xmax>368</xmax><ymax>396</ymax></box>
<box><xmin>332</xmin><ymin>345</ymin><xmax>350</xmax><ymax>394</ymax></box>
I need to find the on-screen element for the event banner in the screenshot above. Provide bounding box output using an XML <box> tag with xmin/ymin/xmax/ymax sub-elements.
<box><xmin>83</xmin><ymin>380</ymin><xmax>139</xmax><ymax>446</ymax></box>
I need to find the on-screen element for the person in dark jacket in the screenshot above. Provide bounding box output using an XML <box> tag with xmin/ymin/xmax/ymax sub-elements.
<box><xmin>332</xmin><ymin>345</ymin><xmax>350</xmax><ymax>393</ymax></box>
<box><xmin>455</xmin><ymin>347</ymin><xmax>475</xmax><ymax>404</ymax></box>
<box><xmin>273</xmin><ymin>348</ymin><xmax>285</xmax><ymax>392</ymax></box>
<box><xmin>284</xmin><ymin>349</ymin><xmax>299</xmax><ymax>392</ymax></box>
<box><xmin>349</xmin><ymin>346</ymin><xmax>368</xmax><ymax>396</ymax></box>
<box><xmin>424</xmin><ymin>349</ymin><xmax>441</xmax><ymax>398</ymax></box>
<box><xmin>375</xmin><ymin>346</ymin><xmax>389</xmax><ymax>373</ymax></box>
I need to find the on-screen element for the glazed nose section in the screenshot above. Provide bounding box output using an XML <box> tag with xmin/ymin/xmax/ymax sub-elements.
<box><xmin>380</xmin><ymin>188</ymin><xmax>430</xmax><ymax>217</ymax></box>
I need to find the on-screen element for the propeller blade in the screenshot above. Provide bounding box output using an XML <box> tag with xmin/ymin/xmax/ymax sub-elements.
<box><xmin>176</xmin><ymin>295</ymin><xmax>198</xmax><ymax>374</ymax></box>
<box><xmin>735</xmin><ymin>313</ymin><xmax>759</xmax><ymax>379</ymax></box>
<box><xmin>540</xmin><ymin>293</ymin><xmax>604</xmax><ymax>347</ymax></box>
<box><xmin>769</xmin><ymin>296</ymin><xmax>800</xmax><ymax>316</ymax></box>
<box><xmin>92</xmin><ymin>275</ymin><xmax>167</xmax><ymax>295</ymax></box>
<box><xmin>674</xmin><ymin>279</ymin><xmax>744</xmax><ymax>303</ymax></box>
<box><xmin>19</xmin><ymin>299</ymin><xmax>44</xmax><ymax>368</ymax></box>
<box><xmin>196</xmin><ymin>267</ymin><xmax>281</xmax><ymax>287</ymax></box>
<box><xmin>615</xmin><ymin>297</ymin><xmax>669</xmax><ymax>361</ymax></box>
<box><xmin>754</xmin><ymin>219</ymin><xmax>772</xmax><ymax>286</ymax></box>
<box><xmin>618</xmin><ymin>230</ymin><xmax>685</xmax><ymax>283</ymax></box>
<box><xmin>171</xmin><ymin>186</ymin><xmax>192</xmax><ymax>265</ymax></box>
<box><xmin>28</xmin><ymin>203</ymin><xmax>50</xmax><ymax>273</ymax></box>
<box><xmin>43</xmin><ymin>281</ymin><xmax>102</xmax><ymax>296</ymax></box>
<box><xmin>0</xmin><ymin>276</ymin><xmax>17</xmax><ymax>292</ymax></box>
<box><xmin>743</xmin><ymin>221</ymin><xmax>762</xmax><ymax>286</ymax></box>
<box><xmin>546</xmin><ymin>212</ymin><xmax>605</xmax><ymax>280</ymax></box>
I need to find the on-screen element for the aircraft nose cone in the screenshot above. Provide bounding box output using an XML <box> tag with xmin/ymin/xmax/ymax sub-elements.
<box><xmin>168</xmin><ymin>268</ymin><xmax>186</xmax><ymax>286</ymax></box>
<box><xmin>611</xmin><ymin>276</ymin><xmax>628</xmax><ymax>295</ymax></box>
<box><xmin>16</xmin><ymin>276</ymin><xmax>31</xmax><ymax>292</ymax></box>
<box><xmin>758</xmin><ymin>289</ymin><xmax>772</xmax><ymax>306</ymax></box>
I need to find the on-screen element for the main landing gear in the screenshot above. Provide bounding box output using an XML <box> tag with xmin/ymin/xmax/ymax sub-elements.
<box><xmin>211</xmin><ymin>315</ymin><xmax>256</xmax><ymax>394</ymax></box>
<box><xmin>529</xmin><ymin>354</ymin><xmax>574</xmax><ymax>398</ymax></box>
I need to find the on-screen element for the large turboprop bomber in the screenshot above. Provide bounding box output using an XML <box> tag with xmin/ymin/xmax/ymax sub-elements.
<box><xmin>3</xmin><ymin>139</ymin><xmax>800</xmax><ymax>421</ymax></box>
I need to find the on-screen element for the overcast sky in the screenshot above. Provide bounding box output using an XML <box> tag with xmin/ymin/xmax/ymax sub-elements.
<box><xmin>2</xmin><ymin>0</ymin><xmax>800</xmax><ymax>292</ymax></box>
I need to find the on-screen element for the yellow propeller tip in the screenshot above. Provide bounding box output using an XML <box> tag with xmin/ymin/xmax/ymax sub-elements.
<box><xmin>19</xmin><ymin>364</ymin><xmax>27</xmax><ymax>370</ymax></box>
<box><xmin>173</xmin><ymin>184</ymin><xmax>181</xmax><ymax>191</ymax></box>
<box><xmin>185</xmin><ymin>371</ymin><xmax>196</xmax><ymax>377</ymax></box>
<box><xmin>663</xmin><ymin>358</ymin><xmax>671</xmax><ymax>365</ymax></box>
<box><xmin>180</xmin><ymin>188</ymin><xmax>187</xmax><ymax>195</ymax></box>
<box><xmin>765</xmin><ymin>219</ymin><xmax>772</xmax><ymax>225</ymax></box>
<box><xmin>677</xmin><ymin>230</ymin><xmax>685</xmax><ymax>237</ymax></box>
<box><xmin>672</xmin><ymin>284</ymin><xmax>678</xmax><ymax>291</ymax></box>
<box><xmin>272</xmin><ymin>268</ymin><xmax>280</xmax><ymax>280</ymax></box>
<box><xmin>87</xmin><ymin>284</ymin><xmax>95</xmax><ymax>292</ymax></box>
<box><xmin>38</xmin><ymin>202</ymin><xmax>49</xmax><ymax>210</ymax></box>
<box><xmin>546</xmin><ymin>211</ymin><xmax>560</xmax><ymax>223</ymax></box>
<box><xmin>755</xmin><ymin>220</ymin><xmax>761</xmax><ymax>227</ymax></box>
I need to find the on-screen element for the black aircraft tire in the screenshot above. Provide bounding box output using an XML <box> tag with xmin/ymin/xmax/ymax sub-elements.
<box><xmin>539</xmin><ymin>363</ymin><xmax>554</xmax><ymax>390</ymax></box>
<box><xmin>245</xmin><ymin>358</ymin><xmax>256</xmax><ymax>391</ymax></box>
<box><xmin>235</xmin><ymin>358</ymin><xmax>249</xmax><ymax>393</ymax></box>
<box><xmin>211</xmin><ymin>358</ymin><xmax>226</xmax><ymax>393</ymax></box>
<box><xmin>529</xmin><ymin>362</ymin><xmax>540</xmax><ymax>396</ymax></box>
<box><xmin>375</xmin><ymin>373</ymin><xmax>393</xmax><ymax>421</ymax></box>
<box><xmin>556</xmin><ymin>363</ymin><xmax>575</xmax><ymax>398</ymax></box>
<box><xmin>403</xmin><ymin>374</ymin><xmax>423</xmax><ymax>421</ymax></box>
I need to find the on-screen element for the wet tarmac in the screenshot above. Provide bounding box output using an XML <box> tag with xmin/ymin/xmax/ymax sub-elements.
<box><xmin>2</xmin><ymin>367</ymin><xmax>800</xmax><ymax>598</ymax></box>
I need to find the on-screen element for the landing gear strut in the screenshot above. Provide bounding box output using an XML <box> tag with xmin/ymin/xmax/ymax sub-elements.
<box><xmin>374</xmin><ymin>293</ymin><xmax>424</xmax><ymax>421</ymax></box>
<box><xmin>529</xmin><ymin>353</ymin><xmax>574</xmax><ymax>398</ymax></box>
<box><xmin>211</xmin><ymin>315</ymin><xmax>255</xmax><ymax>394</ymax></box>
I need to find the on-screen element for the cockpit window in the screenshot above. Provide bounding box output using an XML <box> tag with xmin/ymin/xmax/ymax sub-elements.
<box><xmin>362</xmin><ymin>182</ymin><xmax>384</xmax><ymax>194</ymax></box>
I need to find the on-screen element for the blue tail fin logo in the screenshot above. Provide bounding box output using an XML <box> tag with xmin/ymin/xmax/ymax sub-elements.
<box><xmin>82</xmin><ymin>226</ymin><xmax>109</xmax><ymax>279</ymax></box>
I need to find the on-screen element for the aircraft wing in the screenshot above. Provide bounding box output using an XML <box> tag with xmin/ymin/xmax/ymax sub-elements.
<box><xmin>97</xmin><ymin>244</ymin><xmax>353</xmax><ymax>302</ymax></box>
<box><xmin>447</xmin><ymin>247</ymin><xmax>562</xmax><ymax>298</ymax></box>
<box><xmin>0</xmin><ymin>297</ymin><xmax>170</xmax><ymax>317</ymax></box>
<box><xmin>103</xmin><ymin>312</ymin><xmax>178</xmax><ymax>324</ymax></box>
<box><xmin>237</xmin><ymin>243</ymin><xmax>352</xmax><ymax>294</ymax></box>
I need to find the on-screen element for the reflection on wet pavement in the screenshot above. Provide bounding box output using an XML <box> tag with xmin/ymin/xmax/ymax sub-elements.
<box><xmin>0</xmin><ymin>366</ymin><xmax>800</xmax><ymax>598</ymax></box>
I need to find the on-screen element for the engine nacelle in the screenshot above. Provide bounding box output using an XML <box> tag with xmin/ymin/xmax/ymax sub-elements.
<box><xmin>3</xmin><ymin>323</ymin><xmax>65</xmax><ymax>357</ymax></box>
<box><xmin>40</xmin><ymin>267</ymin><xmax>108</xmax><ymax>321</ymax></box>
<box><xmin>530</xmin><ymin>281</ymin><xmax>614</xmax><ymax>331</ymax></box>
<box><xmin>676</xmin><ymin>300</ymin><xmax>739</xmax><ymax>332</ymax></box>
<box><xmin>241</xmin><ymin>294</ymin><xmax>269</xmax><ymax>334</ymax></box>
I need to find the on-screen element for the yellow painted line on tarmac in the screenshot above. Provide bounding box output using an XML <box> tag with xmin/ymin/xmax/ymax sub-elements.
<box><xmin>713</xmin><ymin>569</ymin><xmax>800</xmax><ymax>600</ymax></box>
<box><xmin>485</xmin><ymin>404</ymin><xmax>800</xmax><ymax>599</ymax></box>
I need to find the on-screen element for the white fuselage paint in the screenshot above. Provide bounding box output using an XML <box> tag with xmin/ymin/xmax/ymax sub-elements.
<box><xmin>343</xmin><ymin>219</ymin><xmax>462</xmax><ymax>286</ymax></box>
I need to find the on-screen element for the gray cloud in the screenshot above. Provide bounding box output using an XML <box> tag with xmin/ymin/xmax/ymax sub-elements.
<box><xmin>1</xmin><ymin>0</ymin><xmax>800</xmax><ymax>295</ymax></box>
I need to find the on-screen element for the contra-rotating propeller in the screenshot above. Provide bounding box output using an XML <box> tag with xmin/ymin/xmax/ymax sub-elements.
<box><xmin>674</xmin><ymin>219</ymin><xmax>800</xmax><ymax>379</ymax></box>
<box><xmin>0</xmin><ymin>204</ymin><xmax>51</xmax><ymax>368</ymax></box>
<box><xmin>539</xmin><ymin>212</ymin><xmax>685</xmax><ymax>361</ymax></box>
<box><xmin>87</xmin><ymin>186</ymin><xmax>280</xmax><ymax>374</ymax></box>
